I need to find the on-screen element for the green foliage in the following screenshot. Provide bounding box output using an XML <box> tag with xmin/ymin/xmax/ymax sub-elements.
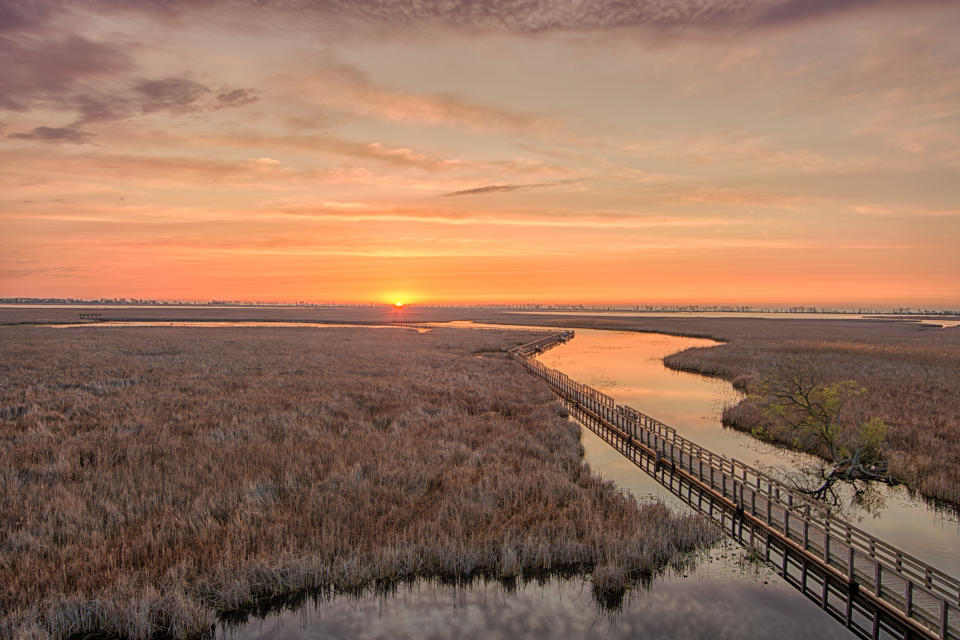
<box><xmin>753</xmin><ymin>359</ymin><xmax>885</xmax><ymax>467</ymax></box>
<box><xmin>858</xmin><ymin>417</ymin><xmax>889</xmax><ymax>462</ymax></box>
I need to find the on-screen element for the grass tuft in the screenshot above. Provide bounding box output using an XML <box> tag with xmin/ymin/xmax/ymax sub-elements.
<box><xmin>0</xmin><ymin>326</ymin><xmax>716</xmax><ymax>639</ymax></box>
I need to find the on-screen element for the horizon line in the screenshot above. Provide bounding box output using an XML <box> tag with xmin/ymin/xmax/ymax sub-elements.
<box><xmin>2</xmin><ymin>297</ymin><xmax>958</xmax><ymax>315</ymax></box>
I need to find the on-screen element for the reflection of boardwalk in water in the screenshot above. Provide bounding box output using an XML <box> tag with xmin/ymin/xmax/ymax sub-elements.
<box><xmin>511</xmin><ymin>332</ymin><xmax>959</xmax><ymax>640</ymax></box>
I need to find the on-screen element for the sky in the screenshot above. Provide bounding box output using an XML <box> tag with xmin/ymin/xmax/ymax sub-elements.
<box><xmin>1</xmin><ymin>0</ymin><xmax>958</xmax><ymax>307</ymax></box>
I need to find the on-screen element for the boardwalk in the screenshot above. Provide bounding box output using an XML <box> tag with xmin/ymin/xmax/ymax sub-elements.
<box><xmin>510</xmin><ymin>331</ymin><xmax>959</xmax><ymax>640</ymax></box>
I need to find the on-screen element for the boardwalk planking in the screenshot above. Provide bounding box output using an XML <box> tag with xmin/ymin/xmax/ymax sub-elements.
<box><xmin>510</xmin><ymin>331</ymin><xmax>959</xmax><ymax>640</ymax></box>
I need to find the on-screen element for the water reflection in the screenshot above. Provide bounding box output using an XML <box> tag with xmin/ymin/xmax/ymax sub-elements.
<box><xmin>537</xmin><ymin>329</ymin><xmax>960</xmax><ymax>576</ymax></box>
<box><xmin>218</xmin><ymin>546</ymin><xmax>852</xmax><ymax>640</ymax></box>
<box><xmin>215</xmin><ymin>322</ymin><xmax>868</xmax><ymax>640</ymax></box>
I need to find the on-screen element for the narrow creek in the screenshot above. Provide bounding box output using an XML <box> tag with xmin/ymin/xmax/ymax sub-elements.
<box><xmin>220</xmin><ymin>323</ymin><xmax>960</xmax><ymax>639</ymax></box>
<box><xmin>534</xmin><ymin>328</ymin><xmax>960</xmax><ymax>578</ymax></box>
<box><xmin>37</xmin><ymin>319</ymin><xmax>958</xmax><ymax>638</ymax></box>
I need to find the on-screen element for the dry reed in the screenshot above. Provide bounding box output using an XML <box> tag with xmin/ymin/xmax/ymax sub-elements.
<box><xmin>0</xmin><ymin>325</ymin><xmax>715</xmax><ymax>640</ymax></box>
<box><xmin>507</xmin><ymin>314</ymin><xmax>960</xmax><ymax>504</ymax></box>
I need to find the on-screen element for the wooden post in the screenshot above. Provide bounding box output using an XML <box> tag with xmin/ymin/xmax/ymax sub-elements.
<box><xmin>846</xmin><ymin>588</ymin><xmax>854</xmax><ymax>626</ymax></box>
<box><xmin>824</xmin><ymin>520</ymin><xmax>831</xmax><ymax>564</ymax></box>
<box><xmin>941</xmin><ymin>601</ymin><xmax>949</xmax><ymax>640</ymax></box>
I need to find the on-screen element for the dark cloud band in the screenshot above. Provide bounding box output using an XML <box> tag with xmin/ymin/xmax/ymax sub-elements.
<box><xmin>7</xmin><ymin>0</ymin><xmax>950</xmax><ymax>36</ymax></box>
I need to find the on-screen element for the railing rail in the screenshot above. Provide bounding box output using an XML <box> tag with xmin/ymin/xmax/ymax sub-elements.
<box><xmin>509</xmin><ymin>332</ymin><xmax>959</xmax><ymax>640</ymax></box>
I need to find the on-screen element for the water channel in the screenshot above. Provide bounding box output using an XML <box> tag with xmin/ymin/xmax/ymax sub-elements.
<box><xmin>218</xmin><ymin>325</ymin><xmax>958</xmax><ymax>640</ymax></box>
<box><xmin>41</xmin><ymin>320</ymin><xmax>956</xmax><ymax>637</ymax></box>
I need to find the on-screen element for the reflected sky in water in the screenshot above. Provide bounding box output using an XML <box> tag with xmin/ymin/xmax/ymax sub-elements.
<box><xmin>538</xmin><ymin>329</ymin><xmax>960</xmax><ymax>576</ymax></box>
<box><xmin>218</xmin><ymin>325</ymin><xmax>953</xmax><ymax>640</ymax></box>
<box><xmin>220</xmin><ymin>546</ymin><xmax>853</xmax><ymax>640</ymax></box>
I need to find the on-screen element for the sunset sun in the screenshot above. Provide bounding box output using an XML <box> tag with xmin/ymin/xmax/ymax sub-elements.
<box><xmin>1</xmin><ymin>1</ymin><xmax>957</xmax><ymax>637</ymax></box>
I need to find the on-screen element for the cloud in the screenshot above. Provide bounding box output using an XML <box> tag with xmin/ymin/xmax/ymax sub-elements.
<box><xmin>132</xmin><ymin>78</ymin><xmax>259</xmax><ymax>113</ymax></box>
<box><xmin>0</xmin><ymin>2</ymin><xmax>55</xmax><ymax>34</ymax></box>
<box><xmin>215</xmin><ymin>88</ymin><xmax>259</xmax><ymax>108</ymax></box>
<box><xmin>0</xmin><ymin>8</ymin><xmax>259</xmax><ymax>122</ymax></box>
<box><xmin>269</xmin><ymin>201</ymin><xmax>747</xmax><ymax>230</ymax></box>
<box><xmin>0</xmin><ymin>34</ymin><xmax>132</xmax><ymax>111</ymax></box>
<box><xmin>59</xmin><ymin>0</ymin><xmax>954</xmax><ymax>34</ymax></box>
<box><xmin>135</xmin><ymin>77</ymin><xmax>211</xmax><ymax>113</ymax></box>
<box><xmin>0</xmin><ymin>266</ymin><xmax>91</xmax><ymax>280</ymax></box>
<box><xmin>444</xmin><ymin>180</ymin><xmax>577</xmax><ymax>197</ymax></box>
<box><xmin>290</xmin><ymin>56</ymin><xmax>549</xmax><ymax>134</ymax></box>
<box><xmin>7</xmin><ymin>126</ymin><xmax>94</xmax><ymax>144</ymax></box>
<box><xmin>140</xmin><ymin>129</ymin><xmax>481</xmax><ymax>172</ymax></box>
<box><xmin>2</xmin><ymin>69</ymin><xmax>260</xmax><ymax>142</ymax></box>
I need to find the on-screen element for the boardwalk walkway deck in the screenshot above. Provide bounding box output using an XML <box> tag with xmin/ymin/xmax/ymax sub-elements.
<box><xmin>510</xmin><ymin>331</ymin><xmax>959</xmax><ymax>640</ymax></box>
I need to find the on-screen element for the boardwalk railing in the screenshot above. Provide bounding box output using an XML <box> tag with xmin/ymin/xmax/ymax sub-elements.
<box><xmin>509</xmin><ymin>332</ymin><xmax>959</xmax><ymax>640</ymax></box>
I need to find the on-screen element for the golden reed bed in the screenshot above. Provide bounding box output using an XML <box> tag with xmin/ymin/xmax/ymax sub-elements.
<box><xmin>503</xmin><ymin>312</ymin><xmax>960</xmax><ymax>504</ymax></box>
<box><xmin>0</xmin><ymin>325</ymin><xmax>714</xmax><ymax>640</ymax></box>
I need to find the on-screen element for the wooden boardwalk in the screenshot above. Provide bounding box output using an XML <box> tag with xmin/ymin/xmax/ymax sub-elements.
<box><xmin>510</xmin><ymin>331</ymin><xmax>960</xmax><ymax>640</ymax></box>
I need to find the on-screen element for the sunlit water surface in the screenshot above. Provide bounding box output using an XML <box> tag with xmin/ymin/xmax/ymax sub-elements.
<box><xmin>218</xmin><ymin>324</ymin><xmax>960</xmax><ymax>640</ymax></box>
<box><xmin>535</xmin><ymin>329</ymin><xmax>960</xmax><ymax>576</ymax></box>
<box><xmin>217</xmin><ymin>552</ymin><xmax>852</xmax><ymax>640</ymax></box>
<box><xmin>33</xmin><ymin>319</ymin><xmax>957</xmax><ymax>637</ymax></box>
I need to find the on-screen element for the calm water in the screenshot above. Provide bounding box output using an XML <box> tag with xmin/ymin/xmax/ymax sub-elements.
<box><xmin>218</xmin><ymin>550</ymin><xmax>853</xmax><ymax>640</ymax></box>
<box><xmin>223</xmin><ymin>325</ymin><xmax>954</xmax><ymax>640</ymax></box>
<box><xmin>537</xmin><ymin>329</ymin><xmax>960</xmax><ymax>576</ymax></box>
<box><xmin>33</xmin><ymin>319</ymin><xmax>957</xmax><ymax>636</ymax></box>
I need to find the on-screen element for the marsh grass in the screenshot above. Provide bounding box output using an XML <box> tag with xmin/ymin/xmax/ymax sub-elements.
<box><xmin>500</xmin><ymin>313</ymin><xmax>960</xmax><ymax>504</ymax></box>
<box><xmin>0</xmin><ymin>326</ymin><xmax>715</xmax><ymax>640</ymax></box>
<box><xmin>656</xmin><ymin>322</ymin><xmax>960</xmax><ymax>504</ymax></box>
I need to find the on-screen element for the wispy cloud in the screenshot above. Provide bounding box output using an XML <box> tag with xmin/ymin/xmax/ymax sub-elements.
<box><xmin>270</xmin><ymin>203</ymin><xmax>748</xmax><ymax>230</ymax></box>
<box><xmin>444</xmin><ymin>180</ymin><xmax>578</xmax><ymax>197</ymax></box>
<box><xmin>288</xmin><ymin>56</ymin><xmax>551</xmax><ymax>134</ymax></box>
<box><xmin>7</xmin><ymin>126</ymin><xmax>94</xmax><ymax>144</ymax></box>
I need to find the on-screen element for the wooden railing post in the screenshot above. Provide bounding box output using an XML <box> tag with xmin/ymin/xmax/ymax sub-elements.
<box><xmin>906</xmin><ymin>580</ymin><xmax>913</xmax><ymax>616</ymax></box>
<box><xmin>824</xmin><ymin>520</ymin><xmax>831</xmax><ymax>564</ymax></box>
<box><xmin>941</xmin><ymin>601</ymin><xmax>949</xmax><ymax>640</ymax></box>
<box><xmin>514</xmin><ymin>331</ymin><xmax>959</xmax><ymax>640</ymax></box>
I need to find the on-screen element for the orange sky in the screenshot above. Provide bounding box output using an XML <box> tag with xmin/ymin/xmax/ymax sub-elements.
<box><xmin>2</xmin><ymin>1</ymin><xmax>959</xmax><ymax>307</ymax></box>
